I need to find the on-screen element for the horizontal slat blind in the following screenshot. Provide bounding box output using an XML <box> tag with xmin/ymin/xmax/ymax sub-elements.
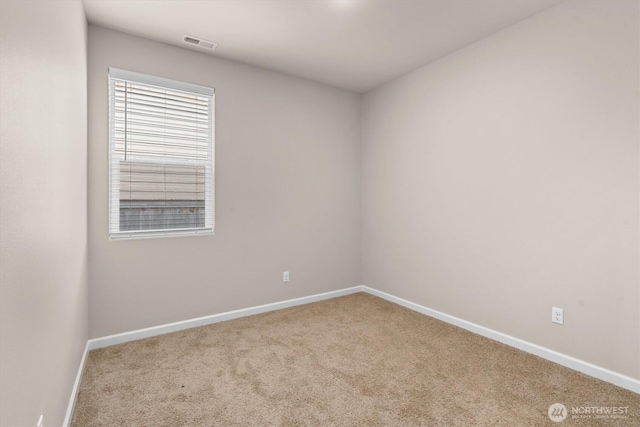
<box><xmin>109</xmin><ymin>68</ymin><xmax>214</xmax><ymax>238</ymax></box>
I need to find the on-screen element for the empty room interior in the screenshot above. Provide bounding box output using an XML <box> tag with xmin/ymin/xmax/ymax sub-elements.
<box><xmin>1</xmin><ymin>0</ymin><xmax>639</xmax><ymax>425</ymax></box>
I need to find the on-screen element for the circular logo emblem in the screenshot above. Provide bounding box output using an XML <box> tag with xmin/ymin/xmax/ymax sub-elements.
<box><xmin>548</xmin><ymin>403</ymin><xmax>568</xmax><ymax>423</ymax></box>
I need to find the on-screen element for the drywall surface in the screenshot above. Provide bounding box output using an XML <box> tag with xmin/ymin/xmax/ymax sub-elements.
<box><xmin>0</xmin><ymin>1</ymin><xmax>88</xmax><ymax>425</ymax></box>
<box><xmin>88</xmin><ymin>26</ymin><xmax>362</xmax><ymax>338</ymax></box>
<box><xmin>362</xmin><ymin>0</ymin><xmax>639</xmax><ymax>379</ymax></box>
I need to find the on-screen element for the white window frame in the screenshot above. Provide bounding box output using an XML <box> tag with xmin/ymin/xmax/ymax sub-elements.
<box><xmin>108</xmin><ymin>68</ymin><xmax>215</xmax><ymax>239</ymax></box>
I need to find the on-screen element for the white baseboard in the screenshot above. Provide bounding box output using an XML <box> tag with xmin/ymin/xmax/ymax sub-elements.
<box><xmin>65</xmin><ymin>283</ymin><xmax>637</xmax><ymax>424</ymax></box>
<box><xmin>63</xmin><ymin>286</ymin><xmax>362</xmax><ymax>426</ymax></box>
<box><xmin>87</xmin><ymin>286</ymin><xmax>363</xmax><ymax>350</ymax></box>
<box><xmin>63</xmin><ymin>340</ymin><xmax>90</xmax><ymax>427</ymax></box>
<box><xmin>361</xmin><ymin>286</ymin><xmax>640</xmax><ymax>394</ymax></box>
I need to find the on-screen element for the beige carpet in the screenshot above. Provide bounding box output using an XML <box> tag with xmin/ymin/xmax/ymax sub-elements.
<box><xmin>72</xmin><ymin>293</ymin><xmax>638</xmax><ymax>426</ymax></box>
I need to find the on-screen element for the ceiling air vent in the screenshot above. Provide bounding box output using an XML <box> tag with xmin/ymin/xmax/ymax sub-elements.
<box><xmin>183</xmin><ymin>35</ymin><xmax>217</xmax><ymax>50</ymax></box>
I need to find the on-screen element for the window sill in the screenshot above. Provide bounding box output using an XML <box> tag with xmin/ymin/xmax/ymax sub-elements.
<box><xmin>109</xmin><ymin>228</ymin><xmax>214</xmax><ymax>241</ymax></box>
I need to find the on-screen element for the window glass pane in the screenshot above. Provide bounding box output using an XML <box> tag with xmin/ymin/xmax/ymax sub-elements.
<box><xmin>109</xmin><ymin>69</ymin><xmax>214</xmax><ymax>238</ymax></box>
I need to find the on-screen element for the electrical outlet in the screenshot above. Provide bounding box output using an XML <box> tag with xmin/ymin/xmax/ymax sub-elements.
<box><xmin>283</xmin><ymin>271</ymin><xmax>290</xmax><ymax>283</ymax></box>
<box><xmin>552</xmin><ymin>307</ymin><xmax>564</xmax><ymax>325</ymax></box>
<box><xmin>36</xmin><ymin>415</ymin><xmax>43</xmax><ymax>427</ymax></box>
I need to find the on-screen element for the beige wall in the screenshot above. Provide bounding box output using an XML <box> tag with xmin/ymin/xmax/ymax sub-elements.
<box><xmin>2</xmin><ymin>5</ymin><xmax>636</xmax><ymax>424</ymax></box>
<box><xmin>88</xmin><ymin>26</ymin><xmax>362</xmax><ymax>338</ymax></box>
<box><xmin>362</xmin><ymin>0</ymin><xmax>639</xmax><ymax>379</ymax></box>
<box><xmin>0</xmin><ymin>1</ymin><xmax>88</xmax><ymax>426</ymax></box>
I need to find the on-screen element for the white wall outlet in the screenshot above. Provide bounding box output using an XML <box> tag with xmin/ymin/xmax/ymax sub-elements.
<box><xmin>552</xmin><ymin>307</ymin><xmax>564</xmax><ymax>325</ymax></box>
<box><xmin>36</xmin><ymin>415</ymin><xmax>43</xmax><ymax>427</ymax></box>
<box><xmin>283</xmin><ymin>271</ymin><xmax>290</xmax><ymax>283</ymax></box>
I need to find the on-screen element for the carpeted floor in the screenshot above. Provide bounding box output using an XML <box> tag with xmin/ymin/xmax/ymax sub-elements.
<box><xmin>71</xmin><ymin>293</ymin><xmax>639</xmax><ymax>426</ymax></box>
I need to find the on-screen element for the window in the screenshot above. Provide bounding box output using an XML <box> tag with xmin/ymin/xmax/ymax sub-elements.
<box><xmin>108</xmin><ymin>68</ymin><xmax>214</xmax><ymax>239</ymax></box>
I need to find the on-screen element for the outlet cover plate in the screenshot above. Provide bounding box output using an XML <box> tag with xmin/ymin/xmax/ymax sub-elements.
<box><xmin>552</xmin><ymin>307</ymin><xmax>564</xmax><ymax>325</ymax></box>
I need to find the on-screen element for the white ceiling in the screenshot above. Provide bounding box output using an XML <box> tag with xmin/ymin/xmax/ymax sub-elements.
<box><xmin>83</xmin><ymin>0</ymin><xmax>564</xmax><ymax>93</ymax></box>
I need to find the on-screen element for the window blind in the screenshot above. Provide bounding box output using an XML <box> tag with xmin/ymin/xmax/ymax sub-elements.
<box><xmin>108</xmin><ymin>68</ymin><xmax>214</xmax><ymax>238</ymax></box>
